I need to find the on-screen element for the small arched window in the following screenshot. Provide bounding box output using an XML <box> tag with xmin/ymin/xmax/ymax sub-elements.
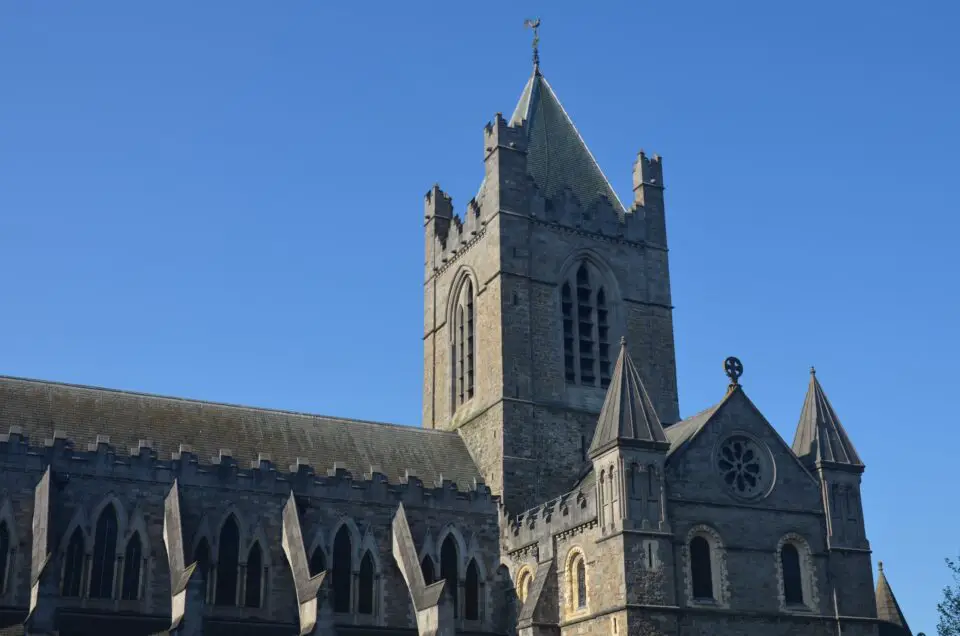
<box><xmin>440</xmin><ymin>535</ymin><xmax>459</xmax><ymax>618</ymax></box>
<box><xmin>89</xmin><ymin>504</ymin><xmax>118</xmax><ymax>599</ymax></box>
<box><xmin>561</xmin><ymin>261</ymin><xmax>612</xmax><ymax>388</ymax></box>
<box><xmin>62</xmin><ymin>528</ymin><xmax>85</xmax><ymax>597</ymax></box>
<box><xmin>569</xmin><ymin>552</ymin><xmax>587</xmax><ymax>610</ymax></box>
<box><xmin>332</xmin><ymin>526</ymin><xmax>352</xmax><ymax>613</ymax></box>
<box><xmin>453</xmin><ymin>277</ymin><xmax>476</xmax><ymax>409</ymax></box>
<box><xmin>357</xmin><ymin>551</ymin><xmax>375</xmax><ymax>615</ymax></box>
<box><xmin>120</xmin><ymin>533</ymin><xmax>142</xmax><ymax>600</ymax></box>
<box><xmin>464</xmin><ymin>559</ymin><xmax>480</xmax><ymax>620</ymax></box>
<box><xmin>690</xmin><ymin>536</ymin><xmax>713</xmax><ymax>600</ymax></box>
<box><xmin>781</xmin><ymin>543</ymin><xmax>804</xmax><ymax>605</ymax></box>
<box><xmin>309</xmin><ymin>546</ymin><xmax>326</xmax><ymax>577</ymax></box>
<box><xmin>0</xmin><ymin>522</ymin><xmax>9</xmax><ymax>594</ymax></box>
<box><xmin>421</xmin><ymin>555</ymin><xmax>435</xmax><ymax>585</ymax></box>
<box><xmin>215</xmin><ymin>516</ymin><xmax>240</xmax><ymax>606</ymax></box>
<box><xmin>244</xmin><ymin>542</ymin><xmax>262</xmax><ymax>608</ymax></box>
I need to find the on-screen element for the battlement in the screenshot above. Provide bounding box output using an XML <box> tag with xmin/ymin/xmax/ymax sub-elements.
<box><xmin>483</xmin><ymin>112</ymin><xmax>528</xmax><ymax>159</ymax></box>
<box><xmin>425</xmin><ymin>184</ymin><xmax>487</xmax><ymax>273</ymax></box>
<box><xmin>633</xmin><ymin>150</ymin><xmax>664</xmax><ymax>191</ymax></box>
<box><xmin>501</xmin><ymin>484</ymin><xmax>597</xmax><ymax>553</ymax></box>
<box><xmin>0</xmin><ymin>427</ymin><xmax>496</xmax><ymax>513</ymax></box>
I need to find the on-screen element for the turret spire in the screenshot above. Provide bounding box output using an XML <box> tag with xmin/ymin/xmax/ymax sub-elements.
<box><xmin>791</xmin><ymin>369</ymin><xmax>863</xmax><ymax>469</ymax></box>
<box><xmin>589</xmin><ymin>338</ymin><xmax>668</xmax><ymax>457</ymax></box>
<box><xmin>875</xmin><ymin>561</ymin><xmax>912</xmax><ymax>634</ymax></box>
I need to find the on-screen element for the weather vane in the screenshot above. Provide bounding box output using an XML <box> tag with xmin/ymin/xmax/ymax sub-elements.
<box><xmin>524</xmin><ymin>18</ymin><xmax>541</xmax><ymax>71</ymax></box>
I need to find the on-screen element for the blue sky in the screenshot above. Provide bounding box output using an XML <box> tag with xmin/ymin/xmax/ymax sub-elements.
<box><xmin>1</xmin><ymin>1</ymin><xmax>957</xmax><ymax>631</ymax></box>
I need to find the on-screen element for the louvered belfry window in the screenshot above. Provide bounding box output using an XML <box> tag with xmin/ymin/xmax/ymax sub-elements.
<box><xmin>562</xmin><ymin>262</ymin><xmax>611</xmax><ymax>388</ymax></box>
<box><xmin>453</xmin><ymin>278</ymin><xmax>476</xmax><ymax>409</ymax></box>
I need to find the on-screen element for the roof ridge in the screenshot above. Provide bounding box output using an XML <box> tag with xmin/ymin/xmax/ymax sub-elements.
<box><xmin>0</xmin><ymin>374</ymin><xmax>447</xmax><ymax>435</ymax></box>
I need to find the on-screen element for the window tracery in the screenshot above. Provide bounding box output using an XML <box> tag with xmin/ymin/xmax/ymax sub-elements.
<box><xmin>561</xmin><ymin>261</ymin><xmax>612</xmax><ymax>388</ymax></box>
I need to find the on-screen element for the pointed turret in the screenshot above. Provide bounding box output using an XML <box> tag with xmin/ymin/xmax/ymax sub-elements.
<box><xmin>477</xmin><ymin>65</ymin><xmax>626</xmax><ymax>215</ymax></box>
<box><xmin>589</xmin><ymin>338</ymin><xmax>669</xmax><ymax>457</ymax></box>
<box><xmin>875</xmin><ymin>562</ymin><xmax>912</xmax><ymax>635</ymax></box>
<box><xmin>792</xmin><ymin>368</ymin><xmax>863</xmax><ymax>469</ymax></box>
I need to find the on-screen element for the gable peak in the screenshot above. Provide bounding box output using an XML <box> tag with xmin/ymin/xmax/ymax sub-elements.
<box><xmin>589</xmin><ymin>338</ymin><xmax>668</xmax><ymax>457</ymax></box>
<box><xmin>791</xmin><ymin>369</ymin><xmax>863</xmax><ymax>469</ymax></box>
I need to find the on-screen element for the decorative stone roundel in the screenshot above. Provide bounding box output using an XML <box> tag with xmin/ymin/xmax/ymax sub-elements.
<box><xmin>716</xmin><ymin>434</ymin><xmax>772</xmax><ymax>499</ymax></box>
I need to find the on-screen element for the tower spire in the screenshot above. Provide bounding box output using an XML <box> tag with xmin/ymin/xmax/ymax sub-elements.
<box><xmin>524</xmin><ymin>18</ymin><xmax>541</xmax><ymax>72</ymax></box>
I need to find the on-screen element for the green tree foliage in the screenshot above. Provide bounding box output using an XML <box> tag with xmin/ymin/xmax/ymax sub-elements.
<box><xmin>939</xmin><ymin>557</ymin><xmax>960</xmax><ymax>636</ymax></box>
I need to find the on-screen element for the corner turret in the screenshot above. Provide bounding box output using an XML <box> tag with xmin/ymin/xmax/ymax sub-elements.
<box><xmin>633</xmin><ymin>151</ymin><xmax>666</xmax><ymax>246</ymax></box>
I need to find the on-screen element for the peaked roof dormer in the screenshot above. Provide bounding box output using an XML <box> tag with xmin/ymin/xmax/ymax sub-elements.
<box><xmin>588</xmin><ymin>338</ymin><xmax>669</xmax><ymax>457</ymax></box>
<box><xmin>875</xmin><ymin>562</ymin><xmax>912</xmax><ymax>635</ymax></box>
<box><xmin>478</xmin><ymin>64</ymin><xmax>626</xmax><ymax>215</ymax></box>
<box><xmin>791</xmin><ymin>368</ymin><xmax>863</xmax><ymax>470</ymax></box>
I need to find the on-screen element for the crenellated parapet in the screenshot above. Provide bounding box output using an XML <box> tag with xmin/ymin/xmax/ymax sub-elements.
<box><xmin>0</xmin><ymin>427</ymin><xmax>496</xmax><ymax>514</ymax></box>
<box><xmin>425</xmin><ymin>184</ymin><xmax>487</xmax><ymax>276</ymax></box>
<box><xmin>501</xmin><ymin>485</ymin><xmax>596</xmax><ymax>554</ymax></box>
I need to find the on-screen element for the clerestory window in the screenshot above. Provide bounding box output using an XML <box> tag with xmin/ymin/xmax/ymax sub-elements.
<box><xmin>452</xmin><ymin>278</ymin><xmax>476</xmax><ymax>409</ymax></box>
<box><xmin>562</xmin><ymin>262</ymin><xmax>611</xmax><ymax>388</ymax></box>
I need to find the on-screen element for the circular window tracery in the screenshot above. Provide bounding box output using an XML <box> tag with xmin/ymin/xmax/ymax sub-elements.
<box><xmin>716</xmin><ymin>435</ymin><xmax>772</xmax><ymax>499</ymax></box>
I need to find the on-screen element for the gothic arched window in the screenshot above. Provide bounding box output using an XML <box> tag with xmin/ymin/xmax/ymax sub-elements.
<box><xmin>332</xmin><ymin>526</ymin><xmax>352</xmax><ymax>613</ymax></box>
<box><xmin>440</xmin><ymin>536</ymin><xmax>459</xmax><ymax>618</ymax></box>
<box><xmin>516</xmin><ymin>568</ymin><xmax>533</xmax><ymax>604</ymax></box>
<box><xmin>465</xmin><ymin>559</ymin><xmax>481</xmax><ymax>620</ymax></box>
<box><xmin>421</xmin><ymin>555</ymin><xmax>435</xmax><ymax>585</ymax></box>
<box><xmin>215</xmin><ymin>516</ymin><xmax>240</xmax><ymax>606</ymax></box>
<box><xmin>453</xmin><ymin>278</ymin><xmax>476</xmax><ymax>409</ymax></box>
<box><xmin>89</xmin><ymin>504</ymin><xmax>118</xmax><ymax>599</ymax></box>
<box><xmin>244</xmin><ymin>542</ymin><xmax>262</xmax><ymax>608</ymax></box>
<box><xmin>781</xmin><ymin>543</ymin><xmax>804</xmax><ymax>605</ymax></box>
<box><xmin>561</xmin><ymin>262</ymin><xmax>611</xmax><ymax>388</ymax></box>
<box><xmin>565</xmin><ymin>549</ymin><xmax>588</xmax><ymax>613</ymax></box>
<box><xmin>690</xmin><ymin>536</ymin><xmax>713</xmax><ymax>600</ymax></box>
<box><xmin>62</xmin><ymin>528</ymin><xmax>85</xmax><ymax>597</ymax></box>
<box><xmin>120</xmin><ymin>533</ymin><xmax>142</xmax><ymax>600</ymax></box>
<box><xmin>357</xmin><ymin>551</ymin><xmax>375</xmax><ymax>615</ymax></box>
<box><xmin>0</xmin><ymin>522</ymin><xmax>9</xmax><ymax>594</ymax></box>
<box><xmin>309</xmin><ymin>546</ymin><xmax>325</xmax><ymax>577</ymax></box>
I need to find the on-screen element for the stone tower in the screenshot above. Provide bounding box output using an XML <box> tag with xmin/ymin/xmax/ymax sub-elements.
<box><xmin>422</xmin><ymin>63</ymin><xmax>681</xmax><ymax>514</ymax></box>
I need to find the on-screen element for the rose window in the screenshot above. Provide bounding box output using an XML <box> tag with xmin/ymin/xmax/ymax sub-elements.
<box><xmin>718</xmin><ymin>436</ymin><xmax>764</xmax><ymax>496</ymax></box>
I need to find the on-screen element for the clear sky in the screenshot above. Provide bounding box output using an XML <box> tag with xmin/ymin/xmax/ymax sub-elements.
<box><xmin>1</xmin><ymin>1</ymin><xmax>957</xmax><ymax>631</ymax></box>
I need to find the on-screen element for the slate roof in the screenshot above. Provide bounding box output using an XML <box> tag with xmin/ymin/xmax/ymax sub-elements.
<box><xmin>0</xmin><ymin>375</ymin><xmax>483</xmax><ymax>491</ymax></box>
<box><xmin>477</xmin><ymin>67</ymin><xmax>626</xmax><ymax>214</ymax></box>
<box><xmin>791</xmin><ymin>369</ymin><xmax>863</xmax><ymax>468</ymax></box>
<box><xmin>875</xmin><ymin>562</ymin><xmax>912</xmax><ymax>635</ymax></box>
<box><xmin>588</xmin><ymin>339</ymin><xmax>668</xmax><ymax>456</ymax></box>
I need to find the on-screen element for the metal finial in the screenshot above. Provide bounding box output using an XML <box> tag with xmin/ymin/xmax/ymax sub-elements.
<box><xmin>810</xmin><ymin>365</ymin><xmax>816</xmax><ymax>376</ymax></box>
<box><xmin>878</xmin><ymin>561</ymin><xmax>883</xmax><ymax>571</ymax></box>
<box><xmin>620</xmin><ymin>336</ymin><xmax>627</xmax><ymax>347</ymax></box>
<box><xmin>724</xmin><ymin>357</ymin><xmax>743</xmax><ymax>387</ymax></box>
<box><xmin>523</xmin><ymin>18</ymin><xmax>541</xmax><ymax>71</ymax></box>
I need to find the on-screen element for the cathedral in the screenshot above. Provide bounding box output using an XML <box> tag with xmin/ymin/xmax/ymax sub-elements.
<box><xmin>0</xmin><ymin>47</ymin><xmax>915</xmax><ymax>636</ymax></box>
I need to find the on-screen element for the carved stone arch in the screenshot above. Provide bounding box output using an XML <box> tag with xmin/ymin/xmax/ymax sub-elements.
<box><xmin>328</xmin><ymin>517</ymin><xmax>362</xmax><ymax>566</ymax></box>
<box><xmin>418</xmin><ymin>529</ymin><xmax>437</xmax><ymax>564</ymax></box>
<box><xmin>562</xmin><ymin>545</ymin><xmax>589</xmax><ymax>617</ymax></box>
<box><xmin>435</xmin><ymin>524</ymin><xmax>468</xmax><ymax>573</ymax></box>
<box><xmin>464</xmin><ymin>532</ymin><xmax>487</xmax><ymax>579</ymax></box>
<box><xmin>189</xmin><ymin>515</ymin><xmax>214</xmax><ymax>560</ymax></box>
<box><xmin>89</xmin><ymin>493</ymin><xmax>128</xmax><ymax>556</ymax></box>
<box><xmin>556</xmin><ymin>248</ymin><xmax>625</xmax><ymax>307</ymax></box>
<box><xmin>59</xmin><ymin>507</ymin><xmax>89</xmax><ymax>555</ymax></box>
<box><xmin>775</xmin><ymin>532</ymin><xmax>819</xmax><ymax>612</ymax></box>
<box><xmin>124</xmin><ymin>506</ymin><xmax>149</xmax><ymax>547</ymax></box>
<box><xmin>357</xmin><ymin>529</ymin><xmax>381</xmax><ymax>571</ymax></box>
<box><xmin>0</xmin><ymin>499</ymin><xmax>20</xmax><ymax>598</ymax></box>
<box><xmin>682</xmin><ymin>524</ymin><xmax>730</xmax><ymax>608</ymax></box>
<box><xmin>445</xmin><ymin>265</ymin><xmax>481</xmax><ymax>336</ymax></box>
<box><xmin>246</xmin><ymin>525</ymin><xmax>273</xmax><ymax>567</ymax></box>
<box><xmin>213</xmin><ymin>507</ymin><xmax>249</xmax><ymax>561</ymax></box>
<box><xmin>306</xmin><ymin>525</ymin><xmax>328</xmax><ymax>568</ymax></box>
